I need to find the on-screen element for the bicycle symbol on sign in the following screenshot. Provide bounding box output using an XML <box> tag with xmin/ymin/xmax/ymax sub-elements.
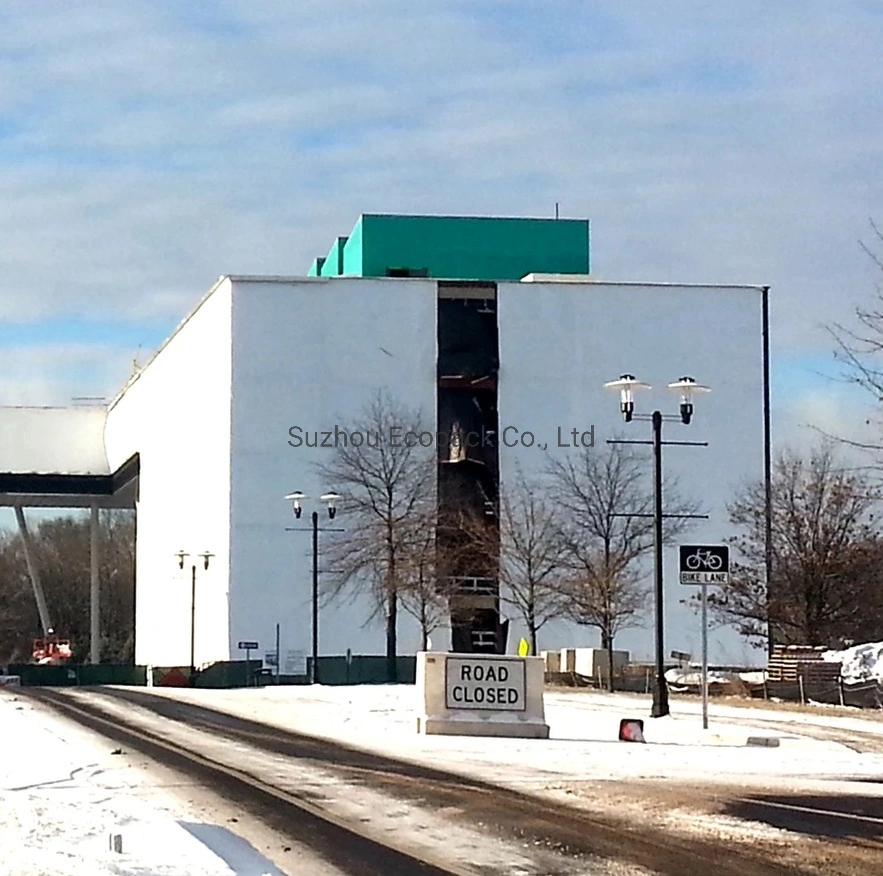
<box><xmin>685</xmin><ymin>548</ymin><xmax>723</xmax><ymax>571</ymax></box>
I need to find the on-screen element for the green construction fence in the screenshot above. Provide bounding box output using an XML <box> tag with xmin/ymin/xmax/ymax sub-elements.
<box><xmin>5</xmin><ymin>655</ymin><xmax>417</xmax><ymax>688</ymax></box>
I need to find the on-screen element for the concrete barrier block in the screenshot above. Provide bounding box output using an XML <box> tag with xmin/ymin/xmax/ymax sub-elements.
<box><xmin>746</xmin><ymin>736</ymin><xmax>781</xmax><ymax>747</ymax></box>
<box><xmin>541</xmin><ymin>650</ymin><xmax>561</xmax><ymax>673</ymax></box>
<box><xmin>416</xmin><ymin>652</ymin><xmax>549</xmax><ymax>738</ymax></box>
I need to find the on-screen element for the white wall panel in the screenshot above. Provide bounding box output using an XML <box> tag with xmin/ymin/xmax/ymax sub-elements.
<box><xmin>497</xmin><ymin>282</ymin><xmax>766</xmax><ymax>664</ymax></box>
<box><xmin>229</xmin><ymin>277</ymin><xmax>436</xmax><ymax>661</ymax></box>
<box><xmin>105</xmin><ymin>281</ymin><xmax>233</xmax><ymax>667</ymax></box>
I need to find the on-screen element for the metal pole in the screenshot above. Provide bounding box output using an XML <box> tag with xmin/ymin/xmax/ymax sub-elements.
<box><xmin>761</xmin><ymin>286</ymin><xmax>774</xmax><ymax>656</ymax></box>
<box><xmin>312</xmin><ymin>510</ymin><xmax>319</xmax><ymax>685</ymax></box>
<box><xmin>275</xmin><ymin>622</ymin><xmax>281</xmax><ymax>684</ymax></box>
<box><xmin>651</xmin><ymin>410</ymin><xmax>669</xmax><ymax>718</ymax></box>
<box><xmin>701</xmin><ymin>581</ymin><xmax>709</xmax><ymax>730</ymax></box>
<box><xmin>15</xmin><ymin>505</ymin><xmax>52</xmax><ymax>636</ymax></box>
<box><xmin>90</xmin><ymin>504</ymin><xmax>100</xmax><ymax>664</ymax></box>
<box><xmin>190</xmin><ymin>564</ymin><xmax>196</xmax><ymax>681</ymax></box>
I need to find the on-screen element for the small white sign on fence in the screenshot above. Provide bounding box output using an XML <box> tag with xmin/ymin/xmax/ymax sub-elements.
<box><xmin>283</xmin><ymin>649</ymin><xmax>307</xmax><ymax>676</ymax></box>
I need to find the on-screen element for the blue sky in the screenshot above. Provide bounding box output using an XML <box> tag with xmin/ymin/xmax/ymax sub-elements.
<box><xmin>0</xmin><ymin>1</ymin><xmax>881</xmax><ymax>449</ymax></box>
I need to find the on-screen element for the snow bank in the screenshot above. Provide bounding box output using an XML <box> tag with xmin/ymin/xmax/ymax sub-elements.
<box><xmin>663</xmin><ymin>667</ymin><xmax>767</xmax><ymax>687</ymax></box>
<box><xmin>664</xmin><ymin>667</ymin><xmax>738</xmax><ymax>686</ymax></box>
<box><xmin>822</xmin><ymin>641</ymin><xmax>883</xmax><ymax>684</ymax></box>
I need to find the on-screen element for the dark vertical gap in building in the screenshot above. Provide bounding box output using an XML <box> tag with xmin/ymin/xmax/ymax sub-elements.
<box><xmin>436</xmin><ymin>282</ymin><xmax>505</xmax><ymax>653</ymax></box>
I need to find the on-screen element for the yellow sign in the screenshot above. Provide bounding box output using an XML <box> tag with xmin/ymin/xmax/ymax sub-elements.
<box><xmin>517</xmin><ymin>637</ymin><xmax>530</xmax><ymax>657</ymax></box>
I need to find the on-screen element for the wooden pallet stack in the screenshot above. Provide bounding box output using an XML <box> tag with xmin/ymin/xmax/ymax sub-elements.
<box><xmin>767</xmin><ymin>644</ymin><xmax>834</xmax><ymax>682</ymax></box>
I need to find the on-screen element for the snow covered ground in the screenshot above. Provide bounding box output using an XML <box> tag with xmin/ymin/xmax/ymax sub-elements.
<box><xmin>134</xmin><ymin>683</ymin><xmax>883</xmax><ymax>786</ymax></box>
<box><xmin>6</xmin><ymin>681</ymin><xmax>883</xmax><ymax>876</ymax></box>
<box><xmin>94</xmin><ymin>681</ymin><xmax>883</xmax><ymax>873</ymax></box>
<box><xmin>0</xmin><ymin>690</ymin><xmax>301</xmax><ymax>876</ymax></box>
<box><xmin>2</xmin><ymin>687</ymin><xmax>667</xmax><ymax>876</ymax></box>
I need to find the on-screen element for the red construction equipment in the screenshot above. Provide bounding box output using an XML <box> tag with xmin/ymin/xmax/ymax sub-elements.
<box><xmin>32</xmin><ymin>635</ymin><xmax>73</xmax><ymax>665</ymax></box>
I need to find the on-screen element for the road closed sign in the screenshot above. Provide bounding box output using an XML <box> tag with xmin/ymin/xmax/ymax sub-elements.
<box><xmin>445</xmin><ymin>657</ymin><xmax>526</xmax><ymax>711</ymax></box>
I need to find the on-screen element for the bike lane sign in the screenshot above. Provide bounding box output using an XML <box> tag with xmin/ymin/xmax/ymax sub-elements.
<box><xmin>679</xmin><ymin>545</ymin><xmax>729</xmax><ymax>584</ymax></box>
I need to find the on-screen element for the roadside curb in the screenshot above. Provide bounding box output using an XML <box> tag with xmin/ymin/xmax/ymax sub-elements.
<box><xmin>708</xmin><ymin>731</ymin><xmax>851</xmax><ymax>750</ymax></box>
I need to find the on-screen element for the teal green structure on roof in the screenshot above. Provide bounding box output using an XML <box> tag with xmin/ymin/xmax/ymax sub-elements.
<box><xmin>307</xmin><ymin>214</ymin><xmax>590</xmax><ymax>281</ymax></box>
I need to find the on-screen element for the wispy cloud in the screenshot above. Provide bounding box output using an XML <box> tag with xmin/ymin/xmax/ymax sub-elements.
<box><xmin>0</xmin><ymin>342</ymin><xmax>136</xmax><ymax>405</ymax></box>
<box><xmin>0</xmin><ymin>1</ymin><xmax>880</xmax><ymax>419</ymax></box>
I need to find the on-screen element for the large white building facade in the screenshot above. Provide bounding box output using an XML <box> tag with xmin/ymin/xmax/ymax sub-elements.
<box><xmin>0</xmin><ymin>215</ymin><xmax>770</xmax><ymax>668</ymax></box>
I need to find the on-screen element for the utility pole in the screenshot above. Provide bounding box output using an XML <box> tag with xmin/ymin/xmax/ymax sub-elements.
<box><xmin>311</xmin><ymin>510</ymin><xmax>319</xmax><ymax>684</ymax></box>
<box><xmin>189</xmin><ymin>563</ymin><xmax>196</xmax><ymax>681</ymax></box>
<box><xmin>651</xmin><ymin>410</ymin><xmax>668</xmax><ymax>717</ymax></box>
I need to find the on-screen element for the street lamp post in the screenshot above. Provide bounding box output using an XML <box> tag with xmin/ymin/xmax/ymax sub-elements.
<box><xmin>650</xmin><ymin>407</ymin><xmax>667</xmax><ymax>717</ymax></box>
<box><xmin>175</xmin><ymin>549</ymin><xmax>214</xmax><ymax>683</ymax></box>
<box><xmin>284</xmin><ymin>491</ymin><xmax>342</xmax><ymax>685</ymax></box>
<box><xmin>604</xmin><ymin>374</ymin><xmax>709</xmax><ymax>718</ymax></box>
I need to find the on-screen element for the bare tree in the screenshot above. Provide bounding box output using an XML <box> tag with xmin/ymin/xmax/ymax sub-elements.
<box><xmin>707</xmin><ymin>442</ymin><xmax>883</xmax><ymax>648</ymax></box>
<box><xmin>547</xmin><ymin>442</ymin><xmax>698</xmax><ymax>690</ymax></box>
<box><xmin>317</xmin><ymin>390</ymin><xmax>435</xmax><ymax>681</ymax></box>
<box><xmin>466</xmin><ymin>468</ymin><xmax>568</xmax><ymax>656</ymax></box>
<box><xmin>0</xmin><ymin>510</ymin><xmax>135</xmax><ymax>665</ymax></box>
<box><xmin>100</xmin><ymin>511</ymin><xmax>137</xmax><ymax>661</ymax></box>
<box><xmin>827</xmin><ymin>219</ymin><xmax>883</xmax><ymax>463</ymax></box>
<box><xmin>397</xmin><ymin>509</ymin><xmax>452</xmax><ymax>651</ymax></box>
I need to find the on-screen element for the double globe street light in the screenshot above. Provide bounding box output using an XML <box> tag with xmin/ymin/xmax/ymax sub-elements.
<box><xmin>174</xmin><ymin>549</ymin><xmax>214</xmax><ymax>683</ymax></box>
<box><xmin>284</xmin><ymin>491</ymin><xmax>342</xmax><ymax>684</ymax></box>
<box><xmin>604</xmin><ymin>375</ymin><xmax>709</xmax><ymax>718</ymax></box>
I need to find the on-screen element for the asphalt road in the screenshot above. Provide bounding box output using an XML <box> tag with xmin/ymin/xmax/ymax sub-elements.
<box><xmin>727</xmin><ymin>792</ymin><xmax>883</xmax><ymax>841</ymax></box>
<box><xmin>27</xmin><ymin>685</ymin><xmax>837</xmax><ymax>876</ymax></box>
<box><xmin>25</xmin><ymin>688</ymin><xmax>469</xmax><ymax>876</ymax></box>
